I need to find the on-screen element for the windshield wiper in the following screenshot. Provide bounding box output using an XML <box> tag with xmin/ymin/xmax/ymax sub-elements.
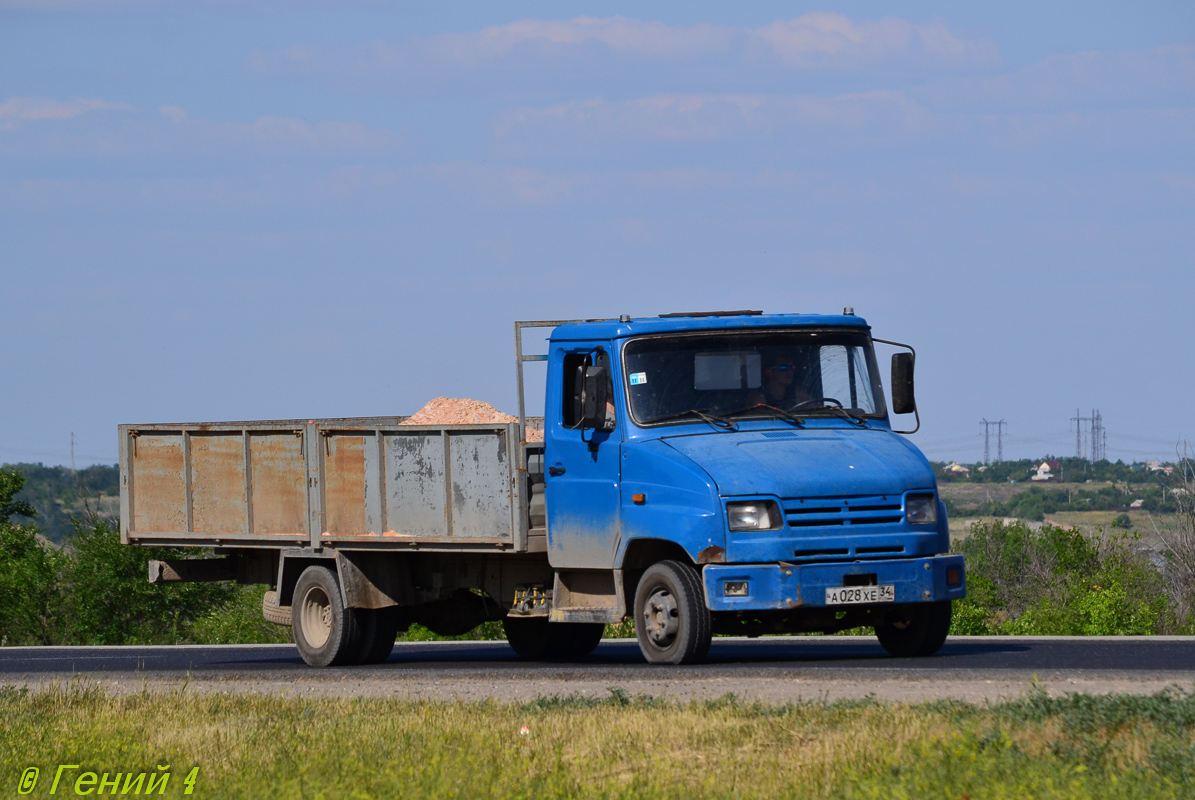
<box><xmin>647</xmin><ymin>409</ymin><xmax>738</xmax><ymax>430</ymax></box>
<box><xmin>788</xmin><ymin>398</ymin><xmax>867</xmax><ymax>426</ymax></box>
<box><xmin>721</xmin><ymin>404</ymin><xmax>805</xmax><ymax>427</ymax></box>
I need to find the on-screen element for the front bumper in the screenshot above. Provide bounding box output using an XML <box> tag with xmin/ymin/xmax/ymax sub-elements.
<box><xmin>702</xmin><ymin>555</ymin><xmax>965</xmax><ymax>612</ymax></box>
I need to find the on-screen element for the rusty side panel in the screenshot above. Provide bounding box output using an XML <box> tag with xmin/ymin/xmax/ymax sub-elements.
<box><xmin>450</xmin><ymin>431</ymin><xmax>513</xmax><ymax>539</ymax></box>
<box><xmin>384</xmin><ymin>432</ymin><xmax>448</xmax><ymax>537</ymax></box>
<box><xmin>250</xmin><ymin>434</ymin><xmax>307</xmax><ymax>534</ymax></box>
<box><xmin>131</xmin><ymin>434</ymin><xmax>186</xmax><ymax>533</ymax></box>
<box><xmin>190</xmin><ymin>434</ymin><xmax>247</xmax><ymax>534</ymax></box>
<box><xmin>324</xmin><ymin>435</ymin><xmax>367</xmax><ymax>535</ymax></box>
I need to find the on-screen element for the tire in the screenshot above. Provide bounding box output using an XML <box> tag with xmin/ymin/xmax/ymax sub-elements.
<box><xmin>262</xmin><ymin>590</ymin><xmax>292</xmax><ymax>626</ymax></box>
<box><xmin>563</xmin><ymin>623</ymin><xmax>604</xmax><ymax>658</ymax></box>
<box><xmin>353</xmin><ymin>607</ymin><xmax>400</xmax><ymax>665</ymax></box>
<box><xmin>875</xmin><ymin>601</ymin><xmax>952</xmax><ymax>657</ymax></box>
<box><xmin>503</xmin><ymin>617</ymin><xmax>605</xmax><ymax>660</ymax></box>
<box><xmin>291</xmin><ymin>565</ymin><xmax>361</xmax><ymax>667</ymax></box>
<box><xmin>634</xmin><ymin>560</ymin><xmax>712</xmax><ymax>665</ymax></box>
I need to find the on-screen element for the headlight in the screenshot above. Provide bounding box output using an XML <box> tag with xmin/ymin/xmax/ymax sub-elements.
<box><xmin>906</xmin><ymin>494</ymin><xmax>938</xmax><ymax>525</ymax></box>
<box><xmin>727</xmin><ymin>501</ymin><xmax>781</xmax><ymax>531</ymax></box>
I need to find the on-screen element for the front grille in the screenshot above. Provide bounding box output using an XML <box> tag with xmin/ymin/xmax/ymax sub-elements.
<box><xmin>782</xmin><ymin>495</ymin><xmax>904</xmax><ymax>528</ymax></box>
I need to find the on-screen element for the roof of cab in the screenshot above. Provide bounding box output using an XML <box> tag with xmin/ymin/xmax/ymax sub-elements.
<box><xmin>549</xmin><ymin>312</ymin><xmax>870</xmax><ymax>341</ymax></box>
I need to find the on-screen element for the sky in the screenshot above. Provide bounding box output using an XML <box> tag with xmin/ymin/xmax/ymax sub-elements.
<box><xmin>2</xmin><ymin>1</ymin><xmax>1193</xmax><ymax>468</ymax></box>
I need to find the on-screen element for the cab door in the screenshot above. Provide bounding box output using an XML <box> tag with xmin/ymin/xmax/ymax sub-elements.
<box><xmin>544</xmin><ymin>343</ymin><xmax>622</xmax><ymax>569</ymax></box>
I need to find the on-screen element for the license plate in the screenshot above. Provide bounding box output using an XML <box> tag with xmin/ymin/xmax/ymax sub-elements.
<box><xmin>825</xmin><ymin>585</ymin><xmax>895</xmax><ymax>605</ymax></box>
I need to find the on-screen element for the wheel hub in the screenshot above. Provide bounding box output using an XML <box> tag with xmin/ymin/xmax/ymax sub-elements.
<box><xmin>300</xmin><ymin>586</ymin><xmax>332</xmax><ymax>648</ymax></box>
<box><xmin>642</xmin><ymin>588</ymin><xmax>679</xmax><ymax>647</ymax></box>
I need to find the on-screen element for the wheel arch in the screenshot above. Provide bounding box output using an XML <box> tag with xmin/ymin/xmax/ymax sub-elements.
<box><xmin>618</xmin><ymin>538</ymin><xmax>695</xmax><ymax>571</ymax></box>
<box><xmin>618</xmin><ymin>538</ymin><xmax>698</xmax><ymax>621</ymax></box>
<box><xmin>276</xmin><ymin>550</ymin><xmax>338</xmax><ymax>607</ymax></box>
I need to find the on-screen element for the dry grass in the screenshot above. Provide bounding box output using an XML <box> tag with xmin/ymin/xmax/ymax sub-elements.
<box><xmin>3</xmin><ymin>684</ymin><xmax>1195</xmax><ymax>799</ymax></box>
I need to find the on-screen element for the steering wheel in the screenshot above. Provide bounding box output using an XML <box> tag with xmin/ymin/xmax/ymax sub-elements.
<box><xmin>789</xmin><ymin>397</ymin><xmax>843</xmax><ymax>412</ymax></box>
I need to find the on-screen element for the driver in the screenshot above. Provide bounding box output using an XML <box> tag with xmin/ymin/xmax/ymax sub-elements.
<box><xmin>749</xmin><ymin>353</ymin><xmax>813</xmax><ymax>408</ymax></box>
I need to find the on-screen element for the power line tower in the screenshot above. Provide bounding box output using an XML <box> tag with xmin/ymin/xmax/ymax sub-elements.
<box><xmin>1091</xmin><ymin>409</ymin><xmax>1106</xmax><ymax>462</ymax></box>
<box><xmin>980</xmin><ymin>419</ymin><xmax>1007</xmax><ymax>464</ymax></box>
<box><xmin>1071</xmin><ymin>409</ymin><xmax>1093</xmax><ymax>460</ymax></box>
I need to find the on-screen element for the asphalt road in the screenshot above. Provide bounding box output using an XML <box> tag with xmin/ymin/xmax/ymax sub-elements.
<box><xmin>2</xmin><ymin>636</ymin><xmax>1193</xmax><ymax>676</ymax></box>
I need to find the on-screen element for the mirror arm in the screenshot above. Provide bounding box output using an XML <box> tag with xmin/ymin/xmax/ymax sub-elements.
<box><xmin>898</xmin><ymin>406</ymin><xmax>921</xmax><ymax>436</ymax></box>
<box><xmin>871</xmin><ymin>337</ymin><xmax>916</xmax><ymax>360</ymax></box>
<box><xmin>873</xmin><ymin>337</ymin><xmax>920</xmax><ymax>435</ymax></box>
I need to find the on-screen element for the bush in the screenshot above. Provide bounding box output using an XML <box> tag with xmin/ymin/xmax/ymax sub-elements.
<box><xmin>0</xmin><ymin>523</ymin><xmax>65</xmax><ymax>645</ymax></box>
<box><xmin>188</xmin><ymin>584</ymin><xmax>292</xmax><ymax>645</ymax></box>
<box><xmin>951</xmin><ymin>519</ymin><xmax>1180</xmax><ymax>635</ymax></box>
<box><xmin>61</xmin><ymin>518</ymin><xmax>239</xmax><ymax>645</ymax></box>
<box><xmin>0</xmin><ymin>515</ymin><xmax>275</xmax><ymax>646</ymax></box>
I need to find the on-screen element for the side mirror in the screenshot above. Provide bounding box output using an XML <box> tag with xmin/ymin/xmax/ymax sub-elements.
<box><xmin>891</xmin><ymin>353</ymin><xmax>916</xmax><ymax>415</ymax></box>
<box><xmin>580</xmin><ymin>366</ymin><xmax>610</xmax><ymax>428</ymax></box>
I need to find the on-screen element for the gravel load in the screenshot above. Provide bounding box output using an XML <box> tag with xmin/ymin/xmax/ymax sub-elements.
<box><xmin>401</xmin><ymin>397</ymin><xmax>543</xmax><ymax>441</ymax></box>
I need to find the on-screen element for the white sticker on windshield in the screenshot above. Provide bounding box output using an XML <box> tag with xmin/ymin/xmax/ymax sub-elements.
<box><xmin>630</xmin><ymin>372</ymin><xmax>647</xmax><ymax>386</ymax></box>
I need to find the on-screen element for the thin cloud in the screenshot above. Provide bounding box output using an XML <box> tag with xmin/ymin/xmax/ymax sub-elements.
<box><xmin>495</xmin><ymin>91</ymin><xmax>932</xmax><ymax>149</ymax></box>
<box><xmin>235</xmin><ymin>116</ymin><xmax>395</xmax><ymax>153</ymax></box>
<box><xmin>0</xmin><ymin>97</ymin><xmax>128</xmax><ymax>128</ymax></box>
<box><xmin>250</xmin><ymin>13</ymin><xmax>998</xmax><ymax>78</ymax></box>
<box><xmin>754</xmin><ymin>13</ymin><xmax>997</xmax><ymax>70</ymax></box>
<box><xmin>919</xmin><ymin>45</ymin><xmax>1195</xmax><ymax>111</ymax></box>
<box><xmin>0</xmin><ymin>106</ymin><xmax>399</xmax><ymax>159</ymax></box>
<box><xmin>430</xmin><ymin>16</ymin><xmax>733</xmax><ymax>63</ymax></box>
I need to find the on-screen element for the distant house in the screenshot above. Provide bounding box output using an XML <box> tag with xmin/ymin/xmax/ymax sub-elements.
<box><xmin>944</xmin><ymin>463</ymin><xmax>970</xmax><ymax>477</ymax></box>
<box><xmin>1030</xmin><ymin>461</ymin><xmax>1060</xmax><ymax>482</ymax></box>
<box><xmin>1129</xmin><ymin>499</ymin><xmax>1145</xmax><ymax>509</ymax></box>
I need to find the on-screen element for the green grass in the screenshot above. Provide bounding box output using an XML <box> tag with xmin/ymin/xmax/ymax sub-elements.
<box><xmin>3</xmin><ymin>685</ymin><xmax>1195</xmax><ymax>799</ymax></box>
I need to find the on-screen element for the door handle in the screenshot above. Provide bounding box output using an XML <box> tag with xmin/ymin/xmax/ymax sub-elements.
<box><xmin>548</xmin><ymin>464</ymin><xmax>566</xmax><ymax>477</ymax></box>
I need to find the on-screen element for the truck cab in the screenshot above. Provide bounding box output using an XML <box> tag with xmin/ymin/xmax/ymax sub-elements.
<box><xmin>526</xmin><ymin>310</ymin><xmax>964</xmax><ymax>663</ymax></box>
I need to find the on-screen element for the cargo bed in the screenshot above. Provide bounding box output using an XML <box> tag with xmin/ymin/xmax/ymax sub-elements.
<box><xmin>119</xmin><ymin>417</ymin><xmax>542</xmax><ymax>553</ymax></box>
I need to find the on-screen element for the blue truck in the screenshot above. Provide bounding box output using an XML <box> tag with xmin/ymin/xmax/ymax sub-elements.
<box><xmin>121</xmin><ymin>310</ymin><xmax>964</xmax><ymax>667</ymax></box>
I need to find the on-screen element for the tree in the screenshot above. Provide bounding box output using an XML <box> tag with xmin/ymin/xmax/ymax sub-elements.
<box><xmin>0</xmin><ymin>467</ymin><xmax>63</xmax><ymax>644</ymax></box>
<box><xmin>0</xmin><ymin>466</ymin><xmax>37</xmax><ymax>524</ymax></box>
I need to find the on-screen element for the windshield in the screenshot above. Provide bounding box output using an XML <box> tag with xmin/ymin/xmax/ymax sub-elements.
<box><xmin>623</xmin><ymin>330</ymin><xmax>884</xmax><ymax>426</ymax></box>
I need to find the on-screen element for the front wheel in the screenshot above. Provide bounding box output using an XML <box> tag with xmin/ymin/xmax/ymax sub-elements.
<box><xmin>634</xmin><ymin>560</ymin><xmax>711</xmax><ymax>665</ymax></box>
<box><xmin>875</xmin><ymin>601</ymin><xmax>952</xmax><ymax>657</ymax></box>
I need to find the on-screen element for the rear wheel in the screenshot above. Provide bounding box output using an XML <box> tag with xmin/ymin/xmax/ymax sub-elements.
<box><xmin>875</xmin><ymin>601</ymin><xmax>952</xmax><ymax>657</ymax></box>
<box><xmin>563</xmin><ymin>622</ymin><xmax>605</xmax><ymax>658</ymax></box>
<box><xmin>503</xmin><ymin>617</ymin><xmax>604</xmax><ymax>660</ymax></box>
<box><xmin>634</xmin><ymin>560</ymin><xmax>711</xmax><ymax>665</ymax></box>
<box><xmin>291</xmin><ymin>565</ymin><xmax>361</xmax><ymax>667</ymax></box>
<box><xmin>353</xmin><ymin>607</ymin><xmax>400</xmax><ymax>665</ymax></box>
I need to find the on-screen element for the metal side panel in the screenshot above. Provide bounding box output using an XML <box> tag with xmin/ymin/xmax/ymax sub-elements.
<box><xmin>129</xmin><ymin>432</ymin><xmax>186</xmax><ymax>534</ymax></box>
<box><xmin>322</xmin><ymin>433</ymin><xmax>368</xmax><ymax>535</ymax></box>
<box><xmin>121</xmin><ymin>418</ymin><xmax>523</xmax><ymax>552</ymax></box>
<box><xmin>249</xmin><ymin>431</ymin><xmax>307</xmax><ymax>534</ymax></box>
<box><xmin>383</xmin><ymin>430</ymin><xmax>449</xmax><ymax>537</ymax></box>
<box><xmin>189</xmin><ymin>432</ymin><xmax>247</xmax><ymax>534</ymax></box>
<box><xmin>448</xmin><ymin>428</ymin><xmax>514</xmax><ymax>539</ymax></box>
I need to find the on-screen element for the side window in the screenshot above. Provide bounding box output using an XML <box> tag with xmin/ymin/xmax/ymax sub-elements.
<box><xmin>562</xmin><ymin>352</ymin><xmax>590</xmax><ymax>428</ymax></box>
<box><xmin>561</xmin><ymin>350</ymin><xmax>616</xmax><ymax>431</ymax></box>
